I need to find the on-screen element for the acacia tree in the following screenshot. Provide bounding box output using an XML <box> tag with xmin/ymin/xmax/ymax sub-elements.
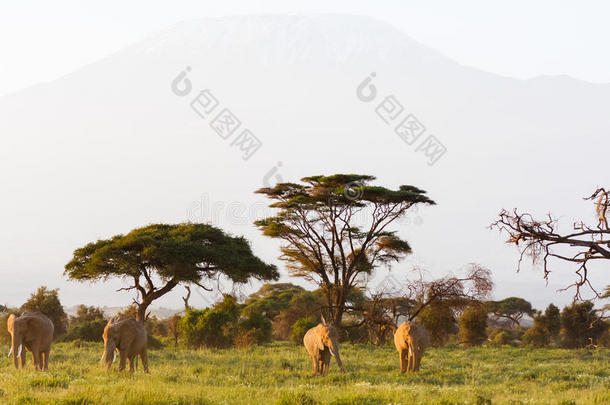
<box><xmin>487</xmin><ymin>297</ymin><xmax>534</xmax><ymax>327</ymax></box>
<box><xmin>491</xmin><ymin>187</ymin><xmax>610</xmax><ymax>298</ymax></box>
<box><xmin>65</xmin><ymin>223</ymin><xmax>278</xmax><ymax>322</ymax></box>
<box><xmin>255</xmin><ymin>174</ymin><xmax>435</xmax><ymax>325</ymax></box>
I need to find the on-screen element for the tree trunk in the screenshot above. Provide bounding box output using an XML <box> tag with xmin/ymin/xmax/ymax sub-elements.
<box><xmin>332</xmin><ymin>291</ymin><xmax>346</xmax><ymax>327</ymax></box>
<box><xmin>136</xmin><ymin>299</ymin><xmax>152</xmax><ymax>323</ymax></box>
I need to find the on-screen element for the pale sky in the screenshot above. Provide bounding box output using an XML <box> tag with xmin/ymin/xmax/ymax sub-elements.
<box><xmin>1</xmin><ymin>0</ymin><xmax>610</xmax><ymax>97</ymax></box>
<box><xmin>1</xmin><ymin>1</ymin><xmax>609</xmax><ymax>310</ymax></box>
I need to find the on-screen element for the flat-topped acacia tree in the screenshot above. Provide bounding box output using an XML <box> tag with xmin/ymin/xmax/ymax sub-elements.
<box><xmin>255</xmin><ymin>174</ymin><xmax>435</xmax><ymax>326</ymax></box>
<box><xmin>64</xmin><ymin>223</ymin><xmax>278</xmax><ymax>322</ymax></box>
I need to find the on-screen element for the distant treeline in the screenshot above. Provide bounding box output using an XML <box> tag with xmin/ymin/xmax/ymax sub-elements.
<box><xmin>1</xmin><ymin>284</ymin><xmax>608</xmax><ymax>350</ymax></box>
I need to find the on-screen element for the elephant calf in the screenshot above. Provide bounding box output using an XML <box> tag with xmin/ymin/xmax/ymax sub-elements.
<box><xmin>7</xmin><ymin>312</ymin><xmax>54</xmax><ymax>371</ymax></box>
<box><xmin>394</xmin><ymin>321</ymin><xmax>430</xmax><ymax>373</ymax></box>
<box><xmin>102</xmin><ymin>317</ymin><xmax>149</xmax><ymax>373</ymax></box>
<box><xmin>303</xmin><ymin>323</ymin><xmax>344</xmax><ymax>376</ymax></box>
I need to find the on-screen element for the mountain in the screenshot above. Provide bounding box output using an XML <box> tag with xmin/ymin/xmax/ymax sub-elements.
<box><xmin>1</xmin><ymin>14</ymin><xmax>608</xmax><ymax>310</ymax></box>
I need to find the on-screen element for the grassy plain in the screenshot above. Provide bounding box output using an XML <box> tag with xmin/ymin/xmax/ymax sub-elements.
<box><xmin>0</xmin><ymin>342</ymin><xmax>608</xmax><ymax>405</ymax></box>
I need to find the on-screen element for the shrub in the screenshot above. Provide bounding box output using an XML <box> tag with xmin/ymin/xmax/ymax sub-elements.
<box><xmin>235</xmin><ymin>311</ymin><xmax>272</xmax><ymax>348</ymax></box>
<box><xmin>458</xmin><ymin>304</ymin><xmax>488</xmax><ymax>346</ymax></box>
<box><xmin>418</xmin><ymin>301</ymin><xmax>458</xmax><ymax>346</ymax></box>
<box><xmin>180</xmin><ymin>295</ymin><xmax>239</xmax><ymax>349</ymax></box>
<box><xmin>271</xmin><ymin>290</ymin><xmax>321</xmax><ymax>340</ymax></box>
<box><xmin>22</xmin><ymin>286</ymin><xmax>68</xmax><ymax>337</ymax></box>
<box><xmin>290</xmin><ymin>316</ymin><xmax>318</xmax><ymax>344</ymax></box>
<box><xmin>147</xmin><ymin>334</ymin><xmax>165</xmax><ymax>350</ymax></box>
<box><xmin>523</xmin><ymin>322</ymin><xmax>550</xmax><ymax>347</ymax></box>
<box><xmin>560</xmin><ymin>301</ymin><xmax>607</xmax><ymax>348</ymax></box>
<box><xmin>62</xmin><ymin>319</ymin><xmax>107</xmax><ymax>342</ymax></box>
<box><xmin>522</xmin><ymin>303</ymin><xmax>562</xmax><ymax>347</ymax></box>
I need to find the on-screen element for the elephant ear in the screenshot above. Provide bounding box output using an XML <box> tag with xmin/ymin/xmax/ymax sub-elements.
<box><xmin>7</xmin><ymin>314</ymin><xmax>16</xmax><ymax>333</ymax></box>
<box><xmin>314</xmin><ymin>332</ymin><xmax>325</xmax><ymax>352</ymax></box>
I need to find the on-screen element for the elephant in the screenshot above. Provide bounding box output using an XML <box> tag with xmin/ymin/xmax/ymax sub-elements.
<box><xmin>7</xmin><ymin>312</ymin><xmax>54</xmax><ymax>371</ymax></box>
<box><xmin>101</xmin><ymin>317</ymin><xmax>149</xmax><ymax>373</ymax></box>
<box><xmin>303</xmin><ymin>323</ymin><xmax>344</xmax><ymax>376</ymax></box>
<box><xmin>394</xmin><ymin>321</ymin><xmax>430</xmax><ymax>373</ymax></box>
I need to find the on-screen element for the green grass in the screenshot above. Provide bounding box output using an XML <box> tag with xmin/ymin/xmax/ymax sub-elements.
<box><xmin>0</xmin><ymin>342</ymin><xmax>608</xmax><ymax>404</ymax></box>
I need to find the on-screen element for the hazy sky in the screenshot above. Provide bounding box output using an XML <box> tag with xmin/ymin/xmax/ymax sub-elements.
<box><xmin>1</xmin><ymin>2</ymin><xmax>609</xmax><ymax>311</ymax></box>
<box><xmin>1</xmin><ymin>0</ymin><xmax>610</xmax><ymax>97</ymax></box>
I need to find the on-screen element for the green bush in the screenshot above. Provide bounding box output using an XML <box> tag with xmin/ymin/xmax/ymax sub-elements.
<box><xmin>418</xmin><ymin>301</ymin><xmax>458</xmax><ymax>346</ymax></box>
<box><xmin>523</xmin><ymin>322</ymin><xmax>551</xmax><ymax>347</ymax></box>
<box><xmin>560</xmin><ymin>301</ymin><xmax>607</xmax><ymax>348</ymax></box>
<box><xmin>180</xmin><ymin>295</ymin><xmax>239</xmax><ymax>349</ymax></box>
<box><xmin>458</xmin><ymin>304</ymin><xmax>488</xmax><ymax>346</ymax></box>
<box><xmin>62</xmin><ymin>319</ymin><xmax>107</xmax><ymax>342</ymax></box>
<box><xmin>235</xmin><ymin>311</ymin><xmax>272</xmax><ymax>348</ymax></box>
<box><xmin>290</xmin><ymin>316</ymin><xmax>318</xmax><ymax>344</ymax></box>
<box><xmin>22</xmin><ymin>286</ymin><xmax>68</xmax><ymax>337</ymax></box>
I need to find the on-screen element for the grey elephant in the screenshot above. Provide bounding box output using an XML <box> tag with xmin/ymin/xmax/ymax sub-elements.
<box><xmin>101</xmin><ymin>317</ymin><xmax>149</xmax><ymax>373</ymax></box>
<box><xmin>7</xmin><ymin>312</ymin><xmax>54</xmax><ymax>371</ymax></box>
<box><xmin>303</xmin><ymin>322</ymin><xmax>344</xmax><ymax>376</ymax></box>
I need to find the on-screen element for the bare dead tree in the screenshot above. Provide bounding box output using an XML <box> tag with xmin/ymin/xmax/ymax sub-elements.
<box><xmin>490</xmin><ymin>187</ymin><xmax>610</xmax><ymax>299</ymax></box>
<box><xmin>343</xmin><ymin>264</ymin><xmax>493</xmax><ymax>344</ymax></box>
<box><xmin>406</xmin><ymin>263</ymin><xmax>494</xmax><ymax>321</ymax></box>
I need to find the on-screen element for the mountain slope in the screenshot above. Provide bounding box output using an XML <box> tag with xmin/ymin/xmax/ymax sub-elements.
<box><xmin>1</xmin><ymin>14</ymin><xmax>608</xmax><ymax>309</ymax></box>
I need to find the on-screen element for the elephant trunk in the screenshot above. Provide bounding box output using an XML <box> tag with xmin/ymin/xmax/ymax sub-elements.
<box><xmin>329</xmin><ymin>341</ymin><xmax>344</xmax><ymax>371</ymax></box>
<box><xmin>103</xmin><ymin>339</ymin><xmax>116</xmax><ymax>369</ymax></box>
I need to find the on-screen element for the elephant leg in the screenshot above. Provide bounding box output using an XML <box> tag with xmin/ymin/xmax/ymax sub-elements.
<box><xmin>399</xmin><ymin>349</ymin><xmax>407</xmax><ymax>373</ymax></box>
<box><xmin>119</xmin><ymin>353</ymin><xmax>127</xmax><ymax>372</ymax></box>
<box><xmin>314</xmin><ymin>355</ymin><xmax>321</xmax><ymax>376</ymax></box>
<box><xmin>42</xmin><ymin>350</ymin><xmax>50</xmax><ymax>371</ymax></box>
<box><xmin>415</xmin><ymin>348</ymin><xmax>423</xmax><ymax>371</ymax></box>
<box><xmin>141</xmin><ymin>350</ymin><xmax>149</xmax><ymax>374</ymax></box>
<box><xmin>309</xmin><ymin>355</ymin><xmax>317</xmax><ymax>376</ymax></box>
<box><xmin>129</xmin><ymin>356</ymin><xmax>135</xmax><ymax>373</ymax></box>
<box><xmin>32</xmin><ymin>351</ymin><xmax>41</xmax><ymax>371</ymax></box>
<box><xmin>322</xmin><ymin>351</ymin><xmax>331</xmax><ymax>376</ymax></box>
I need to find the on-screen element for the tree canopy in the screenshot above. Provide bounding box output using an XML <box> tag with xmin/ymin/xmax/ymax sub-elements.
<box><xmin>65</xmin><ymin>223</ymin><xmax>278</xmax><ymax>321</ymax></box>
<box><xmin>255</xmin><ymin>174</ymin><xmax>435</xmax><ymax>325</ymax></box>
<box><xmin>488</xmin><ymin>297</ymin><xmax>534</xmax><ymax>327</ymax></box>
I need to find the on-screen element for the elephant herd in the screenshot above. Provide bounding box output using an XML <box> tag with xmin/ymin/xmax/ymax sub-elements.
<box><xmin>7</xmin><ymin>312</ymin><xmax>148</xmax><ymax>373</ymax></box>
<box><xmin>7</xmin><ymin>312</ymin><xmax>430</xmax><ymax>376</ymax></box>
<box><xmin>301</xmin><ymin>320</ymin><xmax>430</xmax><ymax>376</ymax></box>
